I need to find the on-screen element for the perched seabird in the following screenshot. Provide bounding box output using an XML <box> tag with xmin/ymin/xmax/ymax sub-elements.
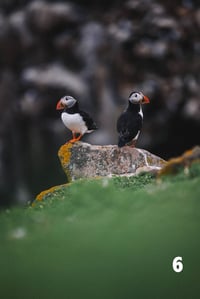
<box><xmin>56</xmin><ymin>95</ymin><xmax>97</xmax><ymax>143</ymax></box>
<box><xmin>117</xmin><ymin>91</ymin><xmax>150</xmax><ymax>147</ymax></box>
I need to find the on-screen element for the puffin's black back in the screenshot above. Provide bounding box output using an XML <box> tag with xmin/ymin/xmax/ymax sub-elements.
<box><xmin>117</xmin><ymin>103</ymin><xmax>143</xmax><ymax>147</ymax></box>
<box><xmin>79</xmin><ymin>110</ymin><xmax>98</xmax><ymax>130</ymax></box>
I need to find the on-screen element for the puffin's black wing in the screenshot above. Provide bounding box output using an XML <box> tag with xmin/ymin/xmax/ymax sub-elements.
<box><xmin>79</xmin><ymin>110</ymin><xmax>98</xmax><ymax>130</ymax></box>
<box><xmin>117</xmin><ymin>111</ymin><xmax>142</xmax><ymax>147</ymax></box>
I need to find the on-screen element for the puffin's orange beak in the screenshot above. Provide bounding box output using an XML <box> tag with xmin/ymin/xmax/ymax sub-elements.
<box><xmin>56</xmin><ymin>100</ymin><xmax>64</xmax><ymax>110</ymax></box>
<box><xmin>142</xmin><ymin>95</ymin><xmax>150</xmax><ymax>104</ymax></box>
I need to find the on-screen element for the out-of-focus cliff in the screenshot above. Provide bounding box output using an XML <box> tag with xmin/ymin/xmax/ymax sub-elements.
<box><xmin>0</xmin><ymin>0</ymin><xmax>199</xmax><ymax>205</ymax></box>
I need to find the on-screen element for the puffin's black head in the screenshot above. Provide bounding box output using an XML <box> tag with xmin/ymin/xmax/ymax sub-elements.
<box><xmin>129</xmin><ymin>91</ymin><xmax>150</xmax><ymax>104</ymax></box>
<box><xmin>56</xmin><ymin>95</ymin><xmax>77</xmax><ymax>110</ymax></box>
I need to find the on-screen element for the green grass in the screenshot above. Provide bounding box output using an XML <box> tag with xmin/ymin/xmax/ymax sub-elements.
<box><xmin>0</xmin><ymin>167</ymin><xmax>200</xmax><ymax>299</ymax></box>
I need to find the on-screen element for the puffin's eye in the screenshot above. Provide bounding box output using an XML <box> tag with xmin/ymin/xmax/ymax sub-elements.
<box><xmin>135</xmin><ymin>94</ymin><xmax>138</xmax><ymax>97</ymax></box>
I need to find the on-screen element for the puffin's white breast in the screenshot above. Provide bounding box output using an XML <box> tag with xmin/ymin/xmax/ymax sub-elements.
<box><xmin>61</xmin><ymin>112</ymin><xmax>88</xmax><ymax>134</ymax></box>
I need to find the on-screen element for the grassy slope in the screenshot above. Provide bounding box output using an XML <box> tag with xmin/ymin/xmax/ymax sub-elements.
<box><xmin>0</xmin><ymin>167</ymin><xmax>200</xmax><ymax>299</ymax></box>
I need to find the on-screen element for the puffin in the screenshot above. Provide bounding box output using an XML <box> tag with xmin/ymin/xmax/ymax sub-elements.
<box><xmin>56</xmin><ymin>95</ymin><xmax>98</xmax><ymax>143</ymax></box>
<box><xmin>117</xmin><ymin>91</ymin><xmax>150</xmax><ymax>147</ymax></box>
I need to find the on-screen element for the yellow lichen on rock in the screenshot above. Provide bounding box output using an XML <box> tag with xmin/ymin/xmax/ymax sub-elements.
<box><xmin>35</xmin><ymin>185</ymin><xmax>62</xmax><ymax>202</ymax></box>
<box><xmin>58</xmin><ymin>142</ymin><xmax>73</xmax><ymax>164</ymax></box>
<box><xmin>158</xmin><ymin>146</ymin><xmax>200</xmax><ymax>176</ymax></box>
<box><xmin>58</xmin><ymin>142</ymin><xmax>74</xmax><ymax>181</ymax></box>
<box><xmin>58</xmin><ymin>142</ymin><xmax>73</xmax><ymax>165</ymax></box>
<box><xmin>34</xmin><ymin>183</ymin><xmax>69</xmax><ymax>204</ymax></box>
<box><xmin>146</xmin><ymin>154</ymin><xmax>166</xmax><ymax>167</ymax></box>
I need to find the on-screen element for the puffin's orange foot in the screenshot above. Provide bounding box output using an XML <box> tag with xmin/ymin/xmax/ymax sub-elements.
<box><xmin>69</xmin><ymin>138</ymin><xmax>79</xmax><ymax>143</ymax></box>
<box><xmin>68</xmin><ymin>134</ymin><xmax>82</xmax><ymax>143</ymax></box>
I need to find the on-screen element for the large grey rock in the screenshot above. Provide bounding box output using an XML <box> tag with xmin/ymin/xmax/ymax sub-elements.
<box><xmin>58</xmin><ymin>142</ymin><xmax>166</xmax><ymax>181</ymax></box>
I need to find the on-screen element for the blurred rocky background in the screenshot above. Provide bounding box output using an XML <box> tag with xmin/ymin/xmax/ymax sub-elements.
<box><xmin>0</xmin><ymin>0</ymin><xmax>199</xmax><ymax>206</ymax></box>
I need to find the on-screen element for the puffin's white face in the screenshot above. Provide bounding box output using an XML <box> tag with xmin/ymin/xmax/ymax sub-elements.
<box><xmin>60</xmin><ymin>96</ymin><xmax>77</xmax><ymax>108</ymax></box>
<box><xmin>128</xmin><ymin>91</ymin><xmax>150</xmax><ymax>104</ymax></box>
<box><xmin>129</xmin><ymin>92</ymin><xmax>144</xmax><ymax>104</ymax></box>
<box><xmin>56</xmin><ymin>95</ymin><xmax>77</xmax><ymax>110</ymax></box>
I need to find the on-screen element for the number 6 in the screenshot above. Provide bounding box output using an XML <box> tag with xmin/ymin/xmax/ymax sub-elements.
<box><xmin>172</xmin><ymin>256</ymin><xmax>183</xmax><ymax>272</ymax></box>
